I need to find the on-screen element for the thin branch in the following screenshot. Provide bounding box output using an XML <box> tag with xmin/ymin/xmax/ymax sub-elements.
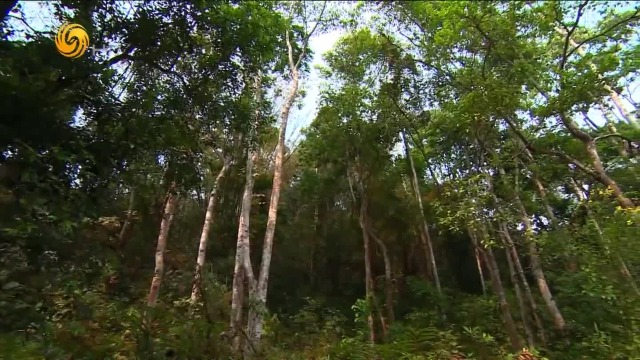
<box><xmin>502</xmin><ymin>117</ymin><xmax>599</xmax><ymax>179</ymax></box>
<box><xmin>594</xmin><ymin>133</ymin><xmax>638</xmax><ymax>151</ymax></box>
<box><xmin>566</xmin><ymin>8</ymin><xmax>640</xmax><ymax>60</ymax></box>
<box><xmin>293</xmin><ymin>0</ymin><xmax>327</xmax><ymax>70</ymax></box>
<box><xmin>7</xmin><ymin>14</ymin><xmax>43</xmax><ymax>35</ymax></box>
<box><xmin>558</xmin><ymin>1</ymin><xmax>589</xmax><ymax>70</ymax></box>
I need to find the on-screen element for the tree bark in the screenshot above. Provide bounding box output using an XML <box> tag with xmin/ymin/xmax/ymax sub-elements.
<box><xmin>147</xmin><ymin>182</ymin><xmax>178</xmax><ymax>307</ymax></box>
<box><xmin>190</xmin><ymin>158</ymin><xmax>231</xmax><ymax>303</ymax></box>
<box><xmin>368</xmin><ymin>226</ymin><xmax>395</xmax><ymax>330</ymax></box>
<box><xmin>580</xmin><ymin>136</ymin><xmax>635</xmax><ymax>209</ymax></box>
<box><xmin>489</xmin><ymin>159</ymin><xmax>566</xmax><ymax>333</ymax></box>
<box><xmin>117</xmin><ymin>188</ymin><xmax>136</xmax><ymax>250</ymax></box>
<box><xmin>515</xmin><ymin>81</ymin><xmax>636</xmax><ymax>209</ymax></box>
<box><xmin>507</xmin><ymin>184</ymin><xmax>566</xmax><ymax>332</ymax></box>
<box><xmin>478</xmin><ymin>228</ymin><xmax>523</xmax><ymax>352</ymax></box>
<box><xmin>231</xmin><ymin>73</ymin><xmax>262</xmax><ymax>353</ymax></box>
<box><xmin>504</xmin><ymin>245</ymin><xmax>535</xmax><ymax>348</ymax></box>
<box><xmin>401</xmin><ymin>131</ymin><xmax>441</xmax><ymax>295</ymax></box>
<box><xmin>358</xmin><ymin>194</ymin><xmax>376</xmax><ymax>344</ymax></box>
<box><xmin>498</xmin><ymin>222</ymin><xmax>547</xmax><ymax>345</ymax></box>
<box><xmin>531</xmin><ymin>175</ymin><xmax>556</xmax><ymax>227</ymax></box>
<box><xmin>467</xmin><ymin>228</ymin><xmax>486</xmax><ymax>296</ymax></box>
<box><xmin>247</xmin><ymin>25</ymin><xmax>302</xmax><ymax>350</ymax></box>
<box><xmin>235</xmin><ymin>149</ymin><xmax>259</xmax><ymax>355</ymax></box>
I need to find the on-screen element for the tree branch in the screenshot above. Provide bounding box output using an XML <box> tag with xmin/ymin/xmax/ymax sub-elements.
<box><xmin>566</xmin><ymin>8</ymin><xmax>640</xmax><ymax>61</ymax></box>
<box><xmin>502</xmin><ymin>117</ymin><xmax>599</xmax><ymax>179</ymax></box>
<box><xmin>294</xmin><ymin>1</ymin><xmax>327</xmax><ymax>70</ymax></box>
<box><xmin>558</xmin><ymin>0</ymin><xmax>589</xmax><ymax>70</ymax></box>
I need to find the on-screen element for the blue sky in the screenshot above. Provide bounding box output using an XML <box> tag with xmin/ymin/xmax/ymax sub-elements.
<box><xmin>7</xmin><ymin>1</ymin><xmax>639</xmax><ymax>144</ymax></box>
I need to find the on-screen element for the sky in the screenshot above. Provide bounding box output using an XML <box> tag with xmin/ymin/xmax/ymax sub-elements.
<box><xmin>6</xmin><ymin>1</ymin><xmax>639</xmax><ymax>144</ymax></box>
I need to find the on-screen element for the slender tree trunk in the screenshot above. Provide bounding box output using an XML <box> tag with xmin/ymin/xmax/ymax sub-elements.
<box><xmin>236</xmin><ymin>150</ymin><xmax>259</xmax><ymax>355</ymax></box>
<box><xmin>498</xmin><ymin>222</ymin><xmax>547</xmax><ymax>345</ymax></box>
<box><xmin>491</xmin><ymin>165</ymin><xmax>566</xmax><ymax>332</ymax></box>
<box><xmin>531</xmin><ymin>175</ymin><xmax>555</xmax><ymax>226</ymax></box>
<box><xmin>467</xmin><ymin>229</ymin><xmax>487</xmax><ymax>296</ymax></box>
<box><xmin>504</xmin><ymin>245</ymin><xmax>535</xmax><ymax>348</ymax></box>
<box><xmin>230</xmin><ymin>265</ymin><xmax>245</xmax><ymax>350</ymax></box>
<box><xmin>309</xmin><ymin>166</ymin><xmax>320</xmax><ymax>287</ymax></box>
<box><xmin>231</xmin><ymin>74</ymin><xmax>262</xmax><ymax>353</ymax></box>
<box><xmin>117</xmin><ymin>188</ymin><xmax>136</xmax><ymax>249</ymax></box>
<box><xmin>401</xmin><ymin>131</ymin><xmax>441</xmax><ymax>295</ymax></box>
<box><xmin>618</xmin><ymin>259</ymin><xmax>640</xmax><ymax>296</ymax></box>
<box><xmin>147</xmin><ymin>182</ymin><xmax>178</xmax><ymax>307</ymax></box>
<box><xmin>346</xmin><ymin>168</ymin><xmax>376</xmax><ymax>341</ymax></box>
<box><xmin>247</xmin><ymin>27</ymin><xmax>302</xmax><ymax>350</ymax></box>
<box><xmin>511</xmin><ymin>193</ymin><xmax>566</xmax><ymax>332</ymax></box>
<box><xmin>519</xmin><ymin>145</ymin><xmax>578</xmax><ymax>274</ymax></box>
<box><xmin>478</xmin><ymin>229</ymin><xmax>523</xmax><ymax>352</ymax></box>
<box><xmin>191</xmin><ymin>159</ymin><xmax>231</xmax><ymax>303</ymax></box>
<box><xmin>368</xmin><ymin>227</ymin><xmax>395</xmax><ymax>330</ymax></box>
<box><xmin>491</xmin><ymin>147</ymin><xmax>548</xmax><ymax>331</ymax></box>
<box><xmin>579</xmin><ymin>136</ymin><xmax>635</xmax><ymax>209</ymax></box>
<box><xmin>359</xmin><ymin>196</ymin><xmax>376</xmax><ymax>343</ymax></box>
<box><xmin>310</xmin><ymin>200</ymin><xmax>319</xmax><ymax>286</ymax></box>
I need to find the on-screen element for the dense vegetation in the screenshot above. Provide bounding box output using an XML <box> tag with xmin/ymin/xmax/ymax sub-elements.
<box><xmin>1</xmin><ymin>1</ymin><xmax>640</xmax><ymax>359</ymax></box>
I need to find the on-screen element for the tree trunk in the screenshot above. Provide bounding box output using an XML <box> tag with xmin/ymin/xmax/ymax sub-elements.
<box><xmin>519</xmin><ymin>144</ymin><xmax>577</xmax><ymax>275</ymax></box>
<box><xmin>358</xmin><ymin>190</ymin><xmax>376</xmax><ymax>344</ymax></box>
<box><xmin>247</xmin><ymin>27</ymin><xmax>302</xmax><ymax>350</ymax></box>
<box><xmin>504</xmin><ymin>245</ymin><xmax>535</xmax><ymax>348</ymax></box>
<box><xmin>580</xmin><ymin>136</ymin><xmax>635</xmax><ymax>209</ymax></box>
<box><xmin>491</xmin><ymin>165</ymin><xmax>566</xmax><ymax>333</ymax></box>
<box><xmin>401</xmin><ymin>131</ymin><xmax>441</xmax><ymax>295</ymax></box>
<box><xmin>368</xmin><ymin>226</ymin><xmax>395</xmax><ymax>331</ymax></box>
<box><xmin>191</xmin><ymin>159</ymin><xmax>231</xmax><ymax>303</ymax></box>
<box><xmin>231</xmin><ymin>73</ymin><xmax>262</xmax><ymax>354</ymax></box>
<box><xmin>310</xmin><ymin>199</ymin><xmax>319</xmax><ymax>286</ymax></box>
<box><xmin>346</xmin><ymin>166</ymin><xmax>377</xmax><ymax>343</ymax></box>
<box><xmin>147</xmin><ymin>182</ymin><xmax>178</xmax><ymax>307</ymax></box>
<box><xmin>478</xmin><ymin>229</ymin><xmax>523</xmax><ymax>352</ymax></box>
<box><xmin>531</xmin><ymin>175</ymin><xmax>556</xmax><ymax>227</ymax></box>
<box><xmin>235</xmin><ymin>149</ymin><xmax>259</xmax><ymax>355</ymax></box>
<box><xmin>230</xmin><ymin>265</ymin><xmax>245</xmax><ymax>350</ymax></box>
<box><xmin>511</xmin><ymin>192</ymin><xmax>566</xmax><ymax>332</ymax></box>
<box><xmin>467</xmin><ymin>229</ymin><xmax>486</xmax><ymax>296</ymax></box>
<box><xmin>498</xmin><ymin>222</ymin><xmax>547</xmax><ymax>345</ymax></box>
<box><xmin>598</xmin><ymin>107</ymin><xmax>630</xmax><ymax>157</ymax></box>
<box><xmin>117</xmin><ymin>188</ymin><xmax>136</xmax><ymax>250</ymax></box>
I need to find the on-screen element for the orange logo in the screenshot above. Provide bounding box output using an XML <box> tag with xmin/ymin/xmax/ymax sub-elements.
<box><xmin>55</xmin><ymin>23</ymin><xmax>89</xmax><ymax>58</ymax></box>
